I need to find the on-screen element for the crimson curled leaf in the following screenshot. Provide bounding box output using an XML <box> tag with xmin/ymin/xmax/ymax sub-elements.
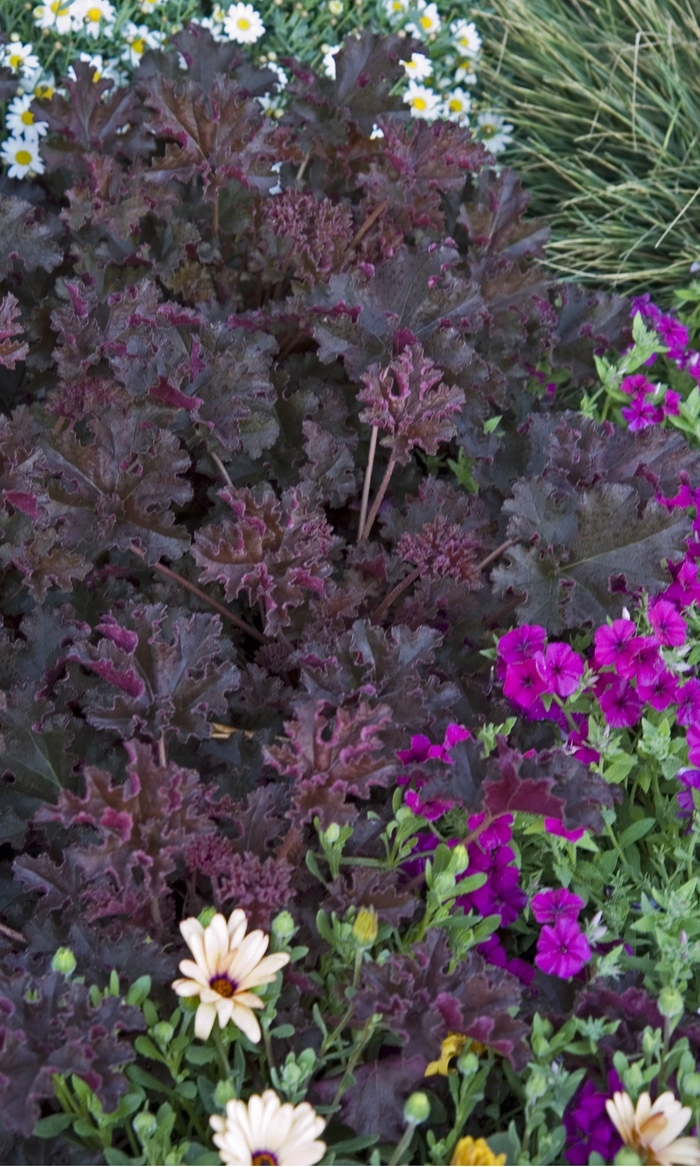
<box><xmin>66</xmin><ymin>605</ymin><xmax>240</xmax><ymax>742</ymax></box>
<box><xmin>0</xmin><ymin>293</ymin><xmax>28</xmax><ymax>369</ymax></box>
<box><xmin>192</xmin><ymin>484</ymin><xmax>340</xmax><ymax>635</ymax></box>
<box><xmin>36</xmin><ymin>739</ymin><xmax>217</xmax><ymax>898</ymax></box>
<box><xmin>264</xmin><ymin>699</ymin><xmax>398</xmax><ymax>829</ymax></box>
<box><xmin>358</xmin><ymin>342</ymin><xmax>465</xmax><ymax>465</ymax></box>
<box><xmin>44</xmin><ymin>406</ymin><xmax>192</xmax><ymax>564</ymax></box>
<box><xmin>142</xmin><ymin>72</ymin><xmax>300</xmax><ymax>194</ymax></box>
<box><xmin>0</xmin><ymin>970</ymin><xmax>144</xmax><ymax>1137</ymax></box>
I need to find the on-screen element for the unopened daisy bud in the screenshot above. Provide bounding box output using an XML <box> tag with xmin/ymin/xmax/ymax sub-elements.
<box><xmin>352</xmin><ymin>906</ymin><xmax>378</xmax><ymax>947</ymax></box>
<box><xmin>213</xmin><ymin>1079</ymin><xmax>237</xmax><ymax>1107</ymax></box>
<box><xmin>153</xmin><ymin>1021</ymin><xmax>174</xmax><ymax>1046</ymax></box>
<box><xmin>198</xmin><ymin>905</ymin><xmax>217</xmax><ymax>927</ymax></box>
<box><xmin>658</xmin><ymin>987</ymin><xmax>684</xmax><ymax>1019</ymax></box>
<box><xmin>272</xmin><ymin>910</ymin><xmax>296</xmax><ymax>942</ymax></box>
<box><xmin>133</xmin><ymin>1111</ymin><xmax>157</xmax><ymax>1141</ymax></box>
<box><xmin>403</xmin><ymin>1091</ymin><xmax>431</xmax><ymax>1125</ymax></box>
<box><xmin>457</xmin><ymin>1050</ymin><xmax>479</xmax><ymax>1077</ymax></box>
<box><xmin>328</xmin><ymin>0</ymin><xmax>343</xmax><ymax>11</ymax></box>
<box><xmin>51</xmin><ymin>947</ymin><xmax>76</xmax><ymax>976</ymax></box>
<box><xmin>615</xmin><ymin>1150</ymin><xmax>643</xmax><ymax>1166</ymax></box>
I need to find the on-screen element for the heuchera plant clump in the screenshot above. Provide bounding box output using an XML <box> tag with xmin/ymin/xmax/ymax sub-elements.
<box><xmin>3</xmin><ymin>24</ymin><xmax>700</xmax><ymax>1166</ymax></box>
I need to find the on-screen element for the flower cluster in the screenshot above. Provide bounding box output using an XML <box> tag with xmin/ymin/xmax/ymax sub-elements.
<box><xmin>531</xmin><ymin>887</ymin><xmax>591</xmax><ymax>979</ymax></box>
<box><xmin>563</xmin><ymin>1076</ymin><xmax>622</xmax><ymax>1166</ymax></box>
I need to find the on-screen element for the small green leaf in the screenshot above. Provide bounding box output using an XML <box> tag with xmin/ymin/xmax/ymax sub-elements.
<box><xmin>34</xmin><ymin>1113</ymin><xmax>73</xmax><ymax>1138</ymax></box>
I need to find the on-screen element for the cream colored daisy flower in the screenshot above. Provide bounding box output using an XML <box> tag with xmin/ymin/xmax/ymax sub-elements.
<box><xmin>72</xmin><ymin>0</ymin><xmax>116</xmax><ymax>39</ymax></box>
<box><xmin>210</xmin><ymin>1090</ymin><xmax>326</xmax><ymax>1166</ymax></box>
<box><xmin>0</xmin><ymin>136</ymin><xmax>45</xmax><ymax>179</ymax></box>
<box><xmin>402</xmin><ymin>52</ymin><xmax>432</xmax><ymax>82</ymax></box>
<box><xmin>172</xmin><ymin>909</ymin><xmax>289</xmax><ymax>1042</ymax></box>
<box><xmin>406</xmin><ymin>2</ymin><xmax>441</xmax><ymax>39</ymax></box>
<box><xmin>606</xmin><ymin>1090</ymin><xmax>700</xmax><ymax>1166</ymax></box>
<box><xmin>1</xmin><ymin>43</ymin><xmax>41</xmax><ymax>79</ymax></box>
<box><xmin>403</xmin><ymin>80</ymin><xmax>441</xmax><ymax>121</ymax></box>
<box><xmin>223</xmin><ymin>3</ymin><xmax>265</xmax><ymax>45</ymax></box>
<box><xmin>33</xmin><ymin>0</ymin><xmax>74</xmax><ymax>34</ymax></box>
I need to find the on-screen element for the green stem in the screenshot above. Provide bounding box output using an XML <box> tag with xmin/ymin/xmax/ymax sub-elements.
<box><xmin>212</xmin><ymin>1024</ymin><xmax>230</xmax><ymax>1080</ymax></box>
<box><xmin>389</xmin><ymin>1120</ymin><xmax>417</xmax><ymax>1167</ymax></box>
<box><xmin>330</xmin><ymin>1018</ymin><xmax>377</xmax><ymax>1109</ymax></box>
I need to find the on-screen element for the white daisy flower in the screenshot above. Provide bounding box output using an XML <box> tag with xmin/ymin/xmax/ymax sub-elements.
<box><xmin>321</xmin><ymin>44</ymin><xmax>340</xmax><ymax>80</ymax></box>
<box><xmin>33</xmin><ymin>0</ymin><xmax>75</xmax><ymax>34</ymax></box>
<box><xmin>455</xmin><ymin>60</ymin><xmax>478</xmax><ymax>85</ymax></box>
<box><xmin>370</xmin><ymin>123</ymin><xmax>384</xmax><ymax>139</ymax></box>
<box><xmin>476</xmin><ymin>111</ymin><xmax>514</xmax><ymax>154</ymax></box>
<box><xmin>32</xmin><ymin>77</ymin><xmax>56</xmax><ymax>100</ymax></box>
<box><xmin>406</xmin><ymin>2</ymin><xmax>441</xmax><ymax>39</ymax></box>
<box><xmin>210</xmin><ymin>1090</ymin><xmax>326</xmax><ymax>1167</ymax></box>
<box><xmin>451</xmin><ymin>19</ymin><xmax>481</xmax><ymax>59</ymax></box>
<box><xmin>606</xmin><ymin>1091</ymin><xmax>700</xmax><ymax>1166</ymax></box>
<box><xmin>5</xmin><ymin>95</ymin><xmax>49</xmax><ymax>143</ymax></box>
<box><xmin>401</xmin><ymin>52</ymin><xmax>432</xmax><ymax>82</ymax></box>
<box><xmin>120</xmin><ymin>22</ymin><xmax>163</xmax><ymax>67</ymax></box>
<box><xmin>138</xmin><ymin>0</ymin><xmax>161</xmax><ymax>12</ymax></box>
<box><xmin>0</xmin><ymin>43</ymin><xmax>41</xmax><ymax>79</ymax></box>
<box><xmin>172</xmin><ymin>909</ymin><xmax>290</xmax><ymax>1043</ymax></box>
<box><xmin>68</xmin><ymin>53</ymin><xmax>124</xmax><ymax>84</ymax></box>
<box><xmin>403</xmin><ymin>80</ymin><xmax>441</xmax><ymax>121</ymax></box>
<box><xmin>267</xmin><ymin>62</ymin><xmax>288</xmax><ymax>88</ymax></box>
<box><xmin>0</xmin><ymin>135</ymin><xmax>45</xmax><ymax>179</ymax></box>
<box><xmin>223</xmin><ymin>3</ymin><xmax>265</xmax><ymax>45</ymax></box>
<box><xmin>257</xmin><ymin>93</ymin><xmax>284</xmax><ymax>118</ymax></box>
<box><xmin>72</xmin><ymin>0</ymin><xmax>116</xmax><ymax>39</ymax></box>
<box><xmin>442</xmin><ymin>87</ymin><xmax>471</xmax><ymax>125</ymax></box>
<box><xmin>384</xmin><ymin>0</ymin><xmax>408</xmax><ymax>17</ymax></box>
<box><xmin>199</xmin><ymin>16</ymin><xmax>228</xmax><ymax>41</ymax></box>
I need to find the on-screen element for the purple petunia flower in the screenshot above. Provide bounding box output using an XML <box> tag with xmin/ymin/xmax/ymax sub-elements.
<box><xmin>687</xmin><ymin>725</ymin><xmax>700</xmax><ymax>767</ymax></box>
<box><xmin>655</xmin><ymin>313</ymin><xmax>690</xmax><ymax>355</ymax></box>
<box><xmin>503</xmin><ymin>658</ymin><xmax>548</xmax><ymax>707</ymax></box>
<box><xmin>535</xmin><ymin>642</ymin><xmax>585</xmax><ymax>698</ymax></box>
<box><xmin>637</xmin><ymin>670</ymin><xmax>678</xmax><ymax>711</ymax></box>
<box><xmin>535</xmin><ymin>916</ymin><xmax>591</xmax><ymax>979</ymax></box>
<box><xmin>469</xmin><ymin>813</ymin><xmax>513</xmax><ymax>850</ymax></box>
<box><xmin>544</xmin><ymin>818</ymin><xmax>587</xmax><ymax>842</ymax></box>
<box><xmin>531</xmin><ymin>887</ymin><xmax>585</xmax><ymax>925</ymax></box>
<box><xmin>662</xmin><ymin>389</ymin><xmax>681</xmax><ymax>416</ymax></box>
<box><xmin>599</xmin><ymin>678</ymin><xmax>643</xmax><ymax>728</ymax></box>
<box><xmin>677</xmin><ymin>769</ymin><xmax>700</xmax><ymax>817</ymax></box>
<box><xmin>676</xmin><ymin>678</ymin><xmax>700</xmax><ymax>726</ymax></box>
<box><xmin>564</xmin><ymin>1078</ymin><xmax>623</xmax><ymax>1165</ymax></box>
<box><xmin>465</xmin><ymin>865</ymin><xmax>527</xmax><ymax>927</ymax></box>
<box><xmin>620</xmin><ymin>373</ymin><xmax>654</xmax><ymax>397</ymax></box>
<box><xmin>497</xmin><ymin>624</ymin><xmax>547</xmax><ymax>667</ymax></box>
<box><xmin>648</xmin><ymin>598</ymin><xmax>687</xmax><ymax>647</ymax></box>
<box><xmin>593</xmin><ymin>619</ymin><xmax>636</xmax><ymax>670</ymax></box>
<box><xmin>621</xmin><ymin>396</ymin><xmax>663</xmax><ymax>430</ymax></box>
<box><xmin>616</xmin><ymin>635</ymin><xmax>663</xmax><ymax>685</ymax></box>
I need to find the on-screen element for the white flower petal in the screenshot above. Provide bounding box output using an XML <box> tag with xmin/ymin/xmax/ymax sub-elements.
<box><xmin>194</xmin><ymin>1000</ymin><xmax>218</xmax><ymax>1040</ymax></box>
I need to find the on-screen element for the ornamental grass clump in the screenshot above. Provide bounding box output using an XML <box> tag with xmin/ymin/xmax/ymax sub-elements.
<box><xmin>476</xmin><ymin>0</ymin><xmax>700</xmax><ymax>298</ymax></box>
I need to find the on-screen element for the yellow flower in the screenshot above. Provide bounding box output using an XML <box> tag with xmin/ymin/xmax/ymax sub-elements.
<box><xmin>606</xmin><ymin>1090</ymin><xmax>700</xmax><ymax>1166</ymax></box>
<box><xmin>352</xmin><ymin>906</ymin><xmax>378</xmax><ymax>947</ymax></box>
<box><xmin>451</xmin><ymin>1136</ymin><xmax>506</xmax><ymax>1166</ymax></box>
<box><xmin>426</xmin><ymin>1032</ymin><xmax>469</xmax><ymax>1076</ymax></box>
<box><xmin>172</xmin><ymin>909</ymin><xmax>290</xmax><ymax>1042</ymax></box>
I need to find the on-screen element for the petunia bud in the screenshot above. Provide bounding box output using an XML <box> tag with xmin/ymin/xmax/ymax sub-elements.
<box><xmin>403</xmin><ymin>1091</ymin><xmax>431</xmax><ymax>1125</ymax></box>
<box><xmin>133</xmin><ymin>1112</ymin><xmax>157</xmax><ymax>1141</ymax></box>
<box><xmin>658</xmin><ymin>987</ymin><xmax>684</xmax><ymax>1019</ymax></box>
<box><xmin>198</xmin><ymin>906</ymin><xmax>217</xmax><ymax>927</ymax></box>
<box><xmin>51</xmin><ymin>947</ymin><xmax>77</xmax><ymax>977</ymax></box>
<box><xmin>325</xmin><ymin>823</ymin><xmax>341</xmax><ymax>844</ymax></box>
<box><xmin>456</xmin><ymin>1050</ymin><xmax>479</xmax><ymax>1077</ymax></box>
<box><xmin>352</xmin><ymin>906</ymin><xmax>378</xmax><ymax>948</ymax></box>
<box><xmin>450</xmin><ymin>844</ymin><xmax>469</xmax><ymax>875</ymax></box>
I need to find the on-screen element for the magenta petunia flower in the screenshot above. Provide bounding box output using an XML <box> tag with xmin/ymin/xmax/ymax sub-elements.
<box><xmin>662</xmin><ymin>390</ymin><xmax>681</xmax><ymax>416</ymax></box>
<box><xmin>593</xmin><ymin>619</ymin><xmax>636</xmax><ymax>670</ymax></box>
<box><xmin>564</xmin><ymin>1078</ymin><xmax>623</xmax><ymax>1166</ymax></box>
<box><xmin>676</xmin><ymin>769</ymin><xmax>700</xmax><ymax>817</ymax></box>
<box><xmin>621</xmin><ymin>636</ymin><xmax>663</xmax><ymax>685</ymax></box>
<box><xmin>687</xmin><ymin>725</ymin><xmax>700</xmax><ymax>767</ymax></box>
<box><xmin>503</xmin><ymin>658</ymin><xmax>548</xmax><ymax>707</ymax></box>
<box><xmin>404</xmin><ymin>789</ymin><xmax>455</xmax><ymax>821</ymax></box>
<box><xmin>648</xmin><ymin>598</ymin><xmax>687</xmax><ymax>647</ymax></box>
<box><xmin>621</xmin><ymin>397</ymin><xmax>663</xmax><ymax>431</ymax></box>
<box><xmin>535</xmin><ymin>642</ymin><xmax>585</xmax><ymax>698</ymax></box>
<box><xmin>466</xmin><ymin>865</ymin><xmax>527</xmax><ymax>926</ymax></box>
<box><xmin>638</xmin><ymin>670</ymin><xmax>678</xmax><ymax>711</ymax></box>
<box><xmin>497</xmin><ymin>624</ymin><xmax>547</xmax><ymax>665</ymax></box>
<box><xmin>531</xmin><ymin>887</ymin><xmax>585</xmax><ymax>925</ymax></box>
<box><xmin>544</xmin><ymin>818</ymin><xmax>586</xmax><ymax>842</ymax></box>
<box><xmin>655</xmin><ymin>313</ymin><xmax>689</xmax><ymax>354</ymax></box>
<box><xmin>619</xmin><ymin>374</ymin><xmax>654</xmax><ymax>397</ymax></box>
<box><xmin>442</xmin><ymin>723</ymin><xmax>472</xmax><ymax>751</ymax></box>
<box><xmin>676</xmin><ymin>679</ymin><xmax>700</xmax><ymax>727</ymax></box>
<box><xmin>535</xmin><ymin>916</ymin><xmax>591</xmax><ymax>979</ymax></box>
<box><xmin>599</xmin><ymin>678</ymin><xmax>643</xmax><ymax>728</ymax></box>
<box><xmin>468</xmin><ymin>844</ymin><xmax>516</xmax><ymax>878</ymax></box>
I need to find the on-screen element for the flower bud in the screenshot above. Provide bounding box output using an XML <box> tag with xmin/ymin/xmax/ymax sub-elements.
<box><xmin>525</xmin><ymin>1071</ymin><xmax>547</xmax><ymax>1102</ymax></box>
<box><xmin>198</xmin><ymin>906</ymin><xmax>217</xmax><ymax>927</ymax></box>
<box><xmin>213</xmin><ymin>1080</ymin><xmax>237</xmax><ymax>1108</ymax></box>
<box><xmin>615</xmin><ymin>1149</ymin><xmax>643</xmax><ymax>1166</ymax></box>
<box><xmin>658</xmin><ymin>987</ymin><xmax>684</xmax><ymax>1019</ymax></box>
<box><xmin>51</xmin><ymin>947</ymin><xmax>77</xmax><ymax>977</ymax></box>
<box><xmin>403</xmin><ymin>1091</ymin><xmax>431</xmax><ymax>1125</ymax></box>
<box><xmin>450</xmin><ymin>844</ymin><xmax>469</xmax><ymax>875</ymax></box>
<box><xmin>133</xmin><ymin>1111</ymin><xmax>157</xmax><ymax>1141</ymax></box>
<box><xmin>456</xmin><ymin>1050</ymin><xmax>479</xmax><ymax>1077</ymax></box>
<box><xmin>683</xmin><ymin>1072</ymin><xmax>700</xmax><ymax>1098</ymax></box>
<box><xmin>352</xmin><ymin>906</ymin><xmax>378</xmax><ymax>948</ymax></box>
<box><xmin>432</xmin><ymin>871</ymin><xmax>456</xmax><ymax>897</ymax></box>
<box><xmin>153</xmin><ymin>1021</ymin><xmax>174</xmax><ymax>1047</ymax></box>
<box><xmin>272</xmin><ymin>911</ymin><xmax>296</xmax><ymax>942</ymax></box>
<box><xmin>325</xmin><ymin>823</ymin><xmax>341</xmax><ymax>844</ymax></box>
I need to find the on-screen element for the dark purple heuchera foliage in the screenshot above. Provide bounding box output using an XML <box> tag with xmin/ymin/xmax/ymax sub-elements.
<box><xmin>0</xmin><ymin>22</ymin><xmax>698</xmax><ymax>1153</ymax></box>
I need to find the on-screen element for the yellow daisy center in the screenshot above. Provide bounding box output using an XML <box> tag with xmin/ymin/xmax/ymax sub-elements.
<box><xmin>419</xmin><ymin>14</ymin><xmax>432</xmax><ymax>29</ymax></box>
<box><xmin>449</xmin><ymin>98</ymin><xmax>463</xmax><ymax>113</ymax></box>
<box><xmin>86</xmin><ymin>7</ymin><xmax>103</xmax><ymax>20</ymax></box>
<box><xmin>412</xmin><ymin>96</ymin><xmax>427</xmax><ymax>111</ymax></box>
<box><xmin>237</xmin><ymin>16</ymin><xmax>251</xmax><ymax>29</ymax></box>
<box><xmin>481</xmin><ymin>123</ymin><xmax>495</xmax><ymax>135</ymax></box>
<box><xmin>15</xmin><ymin>149</ymin><xmax>33</xmax><ymax>166</ymax></box>
<box><xmin>210</xmin><ymin>975</ymin><xmax>236</xmax><ymax>998</ymax></box>
<box><xmin>131</xmin><ymin>37</ymin><xmax>145</xmax><ymax>53</ymax></box>
<box><xmin>21</xmin><ymin>110</ymin><xmax>35</xmax><ymax>124</ymax></box>
<box><xmin>9</xmin><ymin>54</ymin><xmax>23</xmax><ymax>70</ymax></box>
<box><xmin>51</xmin><ymin>0</ymin><xmax>69</xmax><ymax>12</ymax></box>
<box><xmin>35</xmin><ymin>84</ymin><xmax>53</xmax><ymax>98</ymax></box>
